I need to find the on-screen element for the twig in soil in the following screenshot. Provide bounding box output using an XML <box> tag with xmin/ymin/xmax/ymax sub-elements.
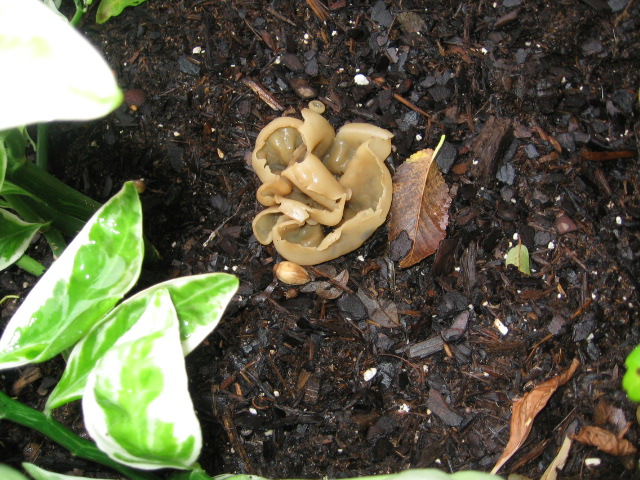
<box><xmin>524</xmin><ymin>333</ymin><xmax>553</xmax><ymax>367</ymax></box>
<box><xmin>568</xmin><ymin>298</ymin><xmax>593</xmax><ymax>321</ymax></box>
<box><xmin>241</xmin><ymin>77</ymin><xmax>285</xmax><ymax>111</ymax></box>
<box><xmin>221</xmin><ymin>408</ymin><xmax>254</xmax><ymax>472</ymax></box>
<box><xmin>203</xmin><ymin>195</ymin><xmax>249</xmax><ymax>247</ymax></box>
<box><xmin>578</xmin><ymin>149</ymin><xmax>637</xmax><ymax>161</ymax></box>
<box><xmin>266</xmin><ymin>7</ymin><xmax>297</xmax><ymax>26</ymax></box>
<box><xmin>267</xmin><ymin>355</ymin><xmax>295</xmax><ymax>396</ymax></box>
<box><xmin>306</xmin><ymin>0</ymin><xmax>330</xmax><ymax>21</ymax></box>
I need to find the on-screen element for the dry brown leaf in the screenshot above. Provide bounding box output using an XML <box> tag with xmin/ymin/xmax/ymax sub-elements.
<box><xmin>540</xmin><ymin>434</ymin><xmax>572</xmax><ymax>480</ymax></box>
<box><xmin>389</xmin><ymin>148</ymin><xmax>451</xmax><ymax>268</ymax></box>
<box><xmin>491</xmin><ymin>358</ymin><xmax>580</xmax><ymax>474</ymax></box>
<box><xmin>594</xmin><ymin>399</ymin><xmax>628</xmax><ymax>432</ymax></box>
<box><xmin>572</xmin><ymin>426</ymin><xmax>637</xmax><ymax>457</ymax></box>
<box><xmin>356</xmin><ymin>288</ymin><xmax>400</xmax><ymax>328</ymax></box>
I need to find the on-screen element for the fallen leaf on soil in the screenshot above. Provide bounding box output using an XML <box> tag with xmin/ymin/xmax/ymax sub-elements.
<box><xmin>540</xmin><ymin>434</ymin><xmax>572</xmax><ymax>480</ymax></box>
<box><xmin>491</xmin><ymin>358</ymin><xmax>580</xmax><ymax>474</ymax></box>
<box><xmin>356</xmin><ymin>288</ymin><xmax>399</xmax><ymax>328</ymax></box>
<box><xmin>572</xmin><ymin>426</ymin><xmax>637</xmax><ymax>457</ymax></box>
<box><xmin>594</xmin><ymin>399</ymin><xmax>628</xmax><ymax>432</ymax></box>
<box><xmin>505</xmin><ymin>241</ymin><xmax>531</xmax><ymax>275</ymax></box>
<box><xmin>389</xmin><ymin>147</ymin><xmax>451</xmax><ymax>268</ymax></box>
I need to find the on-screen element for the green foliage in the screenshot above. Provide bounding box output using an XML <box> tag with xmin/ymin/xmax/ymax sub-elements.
<box><xmin>47</xmin><ymin>273</ymin><xmax>238</xmax><ymax>411</ymax></box>
<box><xmin>0</xmin><ymin>209</ymin><xmax>46</xmax><ymax>271</ymax></box>
<box><xmin>623</xmin><ymin>344</ymin><xmax>640</xmax><ymax>402</ymax></box>
<box><xmin>3</xmin><ymin>464</ymin><xmax>503</xmax><ymax>480</ymax></box>
<box><xmin>0</xmin><ymin>183</ymin><xmax>144</xmax><ymax>369</ymax></box>
<box><xmin>0</xmin><ymin>0</ymin><xmax>123</xmax><ymax>274</ymax></box>
<box><xmin>0</xmin><ymin>0</ymin><xmax>122</xmax><ymax>130</ymax></box>
<box><xmin>96</xmin><ymin>0</ymin><xmax>149</xmax><ymax>24</ymax></box>
<box><xmin>505</xmin><ymin>241</ymin><xmax>531</xmax><ymax>275</ymax></box>
<box><xmin>0</xmin><ymin>464</ymin><xmax>29</xmax><ymax>480</ymax></box>
<box><xmin>0</xmin><ymin>182</ymin><xmax>239</xmax><ymax>471</ymax></box>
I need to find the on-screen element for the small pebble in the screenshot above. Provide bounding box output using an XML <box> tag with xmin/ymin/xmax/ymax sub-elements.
<box><xmin>354</xmin><ymin>74</ymin><xmax>369</xmax><ymax>86</ymax></box>
<box><xmin>289</xmin><ymin>78</ymin><xmax>317</xmax><ymax>99</ymax></box>
<box><xmin>555</xmin><ymin>214</ymin><xmax>578</xmax><ymax>234</ymax></box>
<box><xmin>124</xmin><ymin>89</ymin><xmax>147</xmax><ymax>108</ymax></box>
<box><xmin>363</xmin><ymin>367</ymin><xmax>377</xmax><ymax>382</ymax></box>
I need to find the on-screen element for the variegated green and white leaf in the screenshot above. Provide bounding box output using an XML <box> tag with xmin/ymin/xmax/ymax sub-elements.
<box><xmin>0</xmin><ymin>182</ymin><xmax>143</xmax><ymax>370</ymax></box>
<box><xmin>0</xmin><ymin>0</ymin><xmax>122</xmax><ymax>130</ymax></box>
<box><xmin>83</xmin><ymin>288</ymin><xmax>202</xmax><ymax>470</ymax></box>
<box><xmin>0</xmin><ymin>209</ymin><xmax>46</xmax><ymax>271</ymax></box>
<box><xmin>46</xmin><ymin>272</ymin><xmax>238</xmax><ymax>411</ymax></box>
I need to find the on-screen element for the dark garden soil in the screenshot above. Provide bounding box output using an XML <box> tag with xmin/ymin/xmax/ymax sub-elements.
<box><xmin>2</xmin><ymin>0</ymin><xmax>640</xmax><ymax>478</ymax></box>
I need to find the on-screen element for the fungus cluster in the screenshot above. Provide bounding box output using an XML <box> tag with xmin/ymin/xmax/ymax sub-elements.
<box><xmin>251</xmin><ymin>102</ymin><xmax>393</xmax><ymax>266</ymax></box>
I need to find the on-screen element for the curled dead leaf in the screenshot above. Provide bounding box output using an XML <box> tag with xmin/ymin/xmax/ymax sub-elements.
<box><xmin>491</xmin><ymin>358</ymin><xmax>580</xmax><ymax>474</ymax></box>
<box><xmin>572</xmin><ymin>426</ymin><xmax>637</xmax><ymax>457</ymax></box>
<box><xmin>389</xmin><ymin>148</ymin><xmax>451</xmax><ymax>268</ymax></box>
<box><xmin>356</xmin><ymin>288</ymin><xmax>399</xmax><ymax>328</ymax></box>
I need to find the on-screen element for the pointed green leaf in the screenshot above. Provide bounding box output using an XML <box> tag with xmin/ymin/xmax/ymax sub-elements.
<box><xmin>83</xmin><ymin>288</ymin><xmax>202</xmax><ymax>470</ymax></box>
<box><xmin>0</xmin><ymin>182</ymin><xmax>143</xmax><ymax>370</ymax></box>
<box><xmin>0</xmin><ymin>0</ymin><xmax>123</xmax><ymax>129</ymax></box>
<box><xmin>0</xmin><ymin>209</ymin><xmax>47</xmax><ymax>271</ymax></box>
<box><xmin>96</xmin><ymin>0</ymin><xmax>148</xmax><ymax>24</ymax></box>
<box><xmin>46</xmin><ymin>273</ymin><xmax>238</xmax><ymax>411</ymax></box>
<box><xmin>505</xmin><ymin>242</ymin><xmax>530</xmax><ymax>275</ymax></box>
<box><xmin>22</xmin><ymin>463</ymin><xmax>102</xmax><ymax>480</ymax></box>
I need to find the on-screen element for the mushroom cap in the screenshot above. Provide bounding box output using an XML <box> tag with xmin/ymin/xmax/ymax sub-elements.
<box><xmin>252</xmin><ymin>107</ymin><xmax>393</xmax><ymax>265</ymax></box>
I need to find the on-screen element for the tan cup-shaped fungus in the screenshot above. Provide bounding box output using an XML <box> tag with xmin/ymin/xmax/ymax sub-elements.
<box><xmin>252</xmin><ymin>104</ymin><xmax>393</xmax><ymax>265</ymax></box>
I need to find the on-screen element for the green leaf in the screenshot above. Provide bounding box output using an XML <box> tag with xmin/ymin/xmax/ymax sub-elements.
<box><xmin>83</xmin><ymin>288</ymin><xmax>202</xmax><ymax>470</ymax></box>
<box><xmin>0</xmin><ymin>137</ymin><xmax>7</xmax><ymax>190</ymax></box>
<box><xmin>0</xmin><ymin>209</ymin><xmax>47</xmax><ymax>271</ymax></box>
<box><xmin>505</xmin><ymin>242</ymin><xmax>531</xmax><ymax>276</ymax></box>
<box><xmin>23</xmin><ymin>463</ymin><xmax>103</xmax><ymax>480</ymax></box>
<box><xmin>0</xmin><ymin>464</ymin><xmax>30</xmax><ymax>480</ymax></box>
<box><xmin>0</xmin><ymin>182</ymin><xmax>143</xmax><ymax>370</ymax></box>
<box><xmin>623</xmin><ymin>344</ymin><xmax>640</xmax><ymax>402</ymax></box>
<box><xmin>46</xmin><ymin>272</ymin><xmax>238</xmax><ymax>411</ymax></box>
<box><xmin>0</xmin><ymin>0</ymin><xmax>123</xmax><ymax>129</ymax></box>
<box><xmin>208</xmin><ymin>470</ymin><xmax>503</xmax><ymax>480</ymax></box>
<box><xmin>96</xmin><ymin>0</ymin><xmax>148</xmax><ymax>24</ymax></box>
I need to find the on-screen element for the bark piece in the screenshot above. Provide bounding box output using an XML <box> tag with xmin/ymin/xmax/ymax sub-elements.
<box><xmin>428</xmin><ymin>388</ymin><xmax>463</xmax><ymax>427</ymax></box>
<box><xmin>403</xmin><ymin>335</ymin><xmax>444</xmax><ymax>358</ymax></box>
<box><xmin>469</xmin><ymin>116</ymin><xmax>514</xmax><ymax>185</ymax></box>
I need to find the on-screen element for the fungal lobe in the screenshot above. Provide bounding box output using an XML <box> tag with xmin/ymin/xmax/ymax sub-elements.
<box><xmin>252</xmin><ymin>105</ymin><xmax>393</xmax><ymax>265</ymax></box>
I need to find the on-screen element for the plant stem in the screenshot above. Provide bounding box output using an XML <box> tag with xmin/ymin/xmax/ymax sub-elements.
<box><xmin>5</xmin><ymin>158</ymin><xmax>101</xmax><ymax>223</ymax></box>
<box><xmin>71</xmin><ymin>0</ymin><xmax>85</xmax><ymax>26</ymax></box>
<box><xmin>36</xmin><ymin>124</ymin><xmax>48</xmax><ymax>171</ymax></box>
<box><xmin>0</xmin><ymin>391</ymin><xmax>160</xmax><ymax>480</ymax></box>
<box><xmin>14</xmin><ymin>255</ymin><xmax>45</xmax><ymax>277</ymax></box>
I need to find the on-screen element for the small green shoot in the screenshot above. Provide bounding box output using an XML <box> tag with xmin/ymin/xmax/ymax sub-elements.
<box><xmin>96</xmin><ymin>0</ymin><xmax>149</xmax><ymax>24</ymax></box>
<box><xmin>623</xmin><ymin>344</ymin><xmax>640</xmax><ymax>402</ymax></box>
<box><xmin>505</xmin><ymin>241</ymin><xmax>531</xmax><ymax>275</ymax></box>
